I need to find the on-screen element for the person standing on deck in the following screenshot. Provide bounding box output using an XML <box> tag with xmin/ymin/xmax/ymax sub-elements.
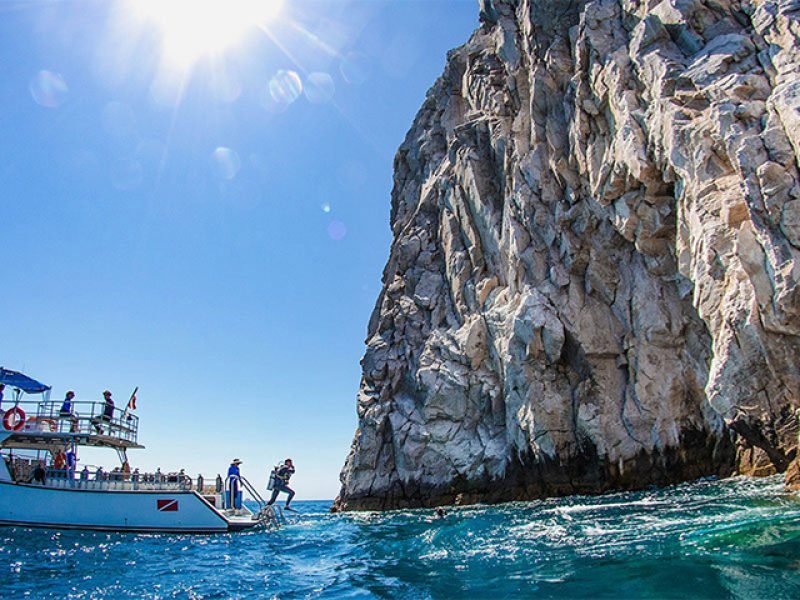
<box><xmin>267</xmin><ymin>458</ymin><xmax>296</xmax><ymax>510</ymax></box>
<box><xmin>0</xmin><ymin>383</ymin><xmax>5</xmax><ymax>414</ymax></box>
<box><xmin>53</xmin><ymin>449</ymin><xmax>66</xmax><ymax>473</ymax></box>
<box><xmin>227</xmin><ymin>458</ymin><xmax>243</xmax><ymax>512</ymax></box>
<box><xmin>59</xmin><ymin>391</ymin><xmax>79</xmax><ymax>432</ymax></box>
<box><xmin>65</xmin><ymin>448</ymin><xmax>77</xmax><ymax>480</ymax></box>
<box><xmin>31</xmin><ymin>462</ymin><xmax>46</xmax><ymax>484</ymax></box>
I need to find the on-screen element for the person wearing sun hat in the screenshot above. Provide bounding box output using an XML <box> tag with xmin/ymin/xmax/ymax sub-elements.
<box><xmin>92</xmin><ymin>390</ymin><xmax>115</xmax><ymax>434</ymax></box>
<box><xmin>227</xmin><ymin>458</ymin><xmax>243</xmax><ymax>512</ymax></box>
<box><xmin>59</xmin><ymin>391</ymin><xmax>79</xmax><ymax>432</ymax></box>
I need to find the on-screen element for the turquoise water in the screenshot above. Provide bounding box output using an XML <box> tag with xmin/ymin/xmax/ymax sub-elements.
<box><xmin>2</xmin><ymin>476</ymin><xmax>800</xmax><ymax>598</ymax></box>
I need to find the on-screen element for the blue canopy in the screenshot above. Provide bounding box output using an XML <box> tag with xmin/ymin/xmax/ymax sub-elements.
<box><xmin>0</xmin><ymin>368</ymin><xmax>51</xmax><ymax>394</ymax></box>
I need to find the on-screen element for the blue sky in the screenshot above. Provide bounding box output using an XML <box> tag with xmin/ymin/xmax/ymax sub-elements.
<box><xmin>0</xmin><ymin>0</ymin><xmax>477</xmax><ymax>499</ymax></box>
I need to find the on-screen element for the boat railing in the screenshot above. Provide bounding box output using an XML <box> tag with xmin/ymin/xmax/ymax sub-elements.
<box><xmin>224</xmin><ymin>475</ymin><xmax>267</xmax><ymax>508</ymax></box>
<box><xmin>239</xmin><ymin>475</ymin><xmax>268</xmax><ymax>506</ymax></box>
<box><xmin>31</xmin><ymin>468</ymin><xmax>224</xmax><ymax>493</ymax></box>
<box><xmin>2</xmin><ymin>399</ymin><xmax>139</xmax><ymax>444</ymax></box>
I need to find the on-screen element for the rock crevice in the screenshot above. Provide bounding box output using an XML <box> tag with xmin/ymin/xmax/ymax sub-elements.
<box><xmin>335</xmin><ymin>0</ymin><xmax>800</xmax><ymax>511</ymax></box>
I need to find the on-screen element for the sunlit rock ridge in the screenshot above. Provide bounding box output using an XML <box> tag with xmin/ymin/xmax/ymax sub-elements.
<box><xmin>335</xmin><ymin>0</ymin><xmax>800</xmax><ymax>511</ymax></box>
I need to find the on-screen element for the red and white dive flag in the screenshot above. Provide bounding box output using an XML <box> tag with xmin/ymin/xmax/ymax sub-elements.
<box><xmin>127</xmin><ymin>387</ymin><xmax>138</xmax><ymax>411</ymax></box>
<box><xmin>157</xmin><ymin>499</ymin><xmax>178</xmax><ymax>512</ymax></box>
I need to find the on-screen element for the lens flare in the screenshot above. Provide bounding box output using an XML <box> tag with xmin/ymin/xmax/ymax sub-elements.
<box><xmin>131</xmin><ymin>0</ymin><xmax>284</xmax><ymax>66</ymax></box>
<box><xmin>340</xmin><ymin>53</ymin><xmax>370</xmax><ymax>85</ymax></box>
<box><xmin>212</xmin><ymin>147</ymin><xmax>241</xmax><ymax>180</ymax></box>
<box><xmin>269</xmin><ymin>70</ymin><xmax>302</xmax><ymax>106</ymax></box>
<box><xmin>327</xmin><ymin>220</ymin><xmax>347</xmax><ymax>241</ymax></box>
<box><xmin>304</xmin><ymin>72</ymin><xmax>335</xmax><ymax>104</ymax></box>
<box><xmin>259</xmin><ymin>85</ymin><xmax>290</xmax><ymax>114</ymax></box>
<box><xmin>30</xmin><ymin>70</ymin><xmax>69</xmax><ymax>108</ymax></box>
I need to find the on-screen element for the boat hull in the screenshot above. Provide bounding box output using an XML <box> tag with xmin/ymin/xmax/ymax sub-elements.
<box><xmin>0</xmin><ymin>481</ymin><xmax>251</xmax><ymax>533</ymax></box>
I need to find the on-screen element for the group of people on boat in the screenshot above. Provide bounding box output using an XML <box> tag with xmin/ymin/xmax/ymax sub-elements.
<box><xmin>0</xmin><ymin>384</ymin><xmax>118</xmax><ymax>436</ymax></box>
<box><xmin>57</xmin><ymin>389</ymin><xmax>117</xmax><ymax>434</ymax></box>
<box><xmin>24</xmin><ymin>455</ymin><xmax>195</xmax><ymax>486</ymax></box>
<box><xmin>16</xmin><ymin>446</ymin><xmax>299</xmax><ymax>507</ymax></box>
<box><xmin>51</xmin><ymin>448</ymin><xmax>78</xmax><ymax>478</ymax></box>
<box><xmin>33</xmin><ymin>453</ymin><xmax>299</xmax><ymax>506</ymax></box>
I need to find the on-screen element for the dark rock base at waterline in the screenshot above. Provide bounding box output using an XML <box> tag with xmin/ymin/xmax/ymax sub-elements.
<box><xmin>333</xmin><ymin>429</ymin><xmax>737</xmax><ymax>512</ymax></box>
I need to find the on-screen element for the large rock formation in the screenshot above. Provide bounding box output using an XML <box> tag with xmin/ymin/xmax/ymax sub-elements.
<box><xmin>335</xmin><ymin>0</ymin><xmax>800</xmax><ymax>511</ymax></box>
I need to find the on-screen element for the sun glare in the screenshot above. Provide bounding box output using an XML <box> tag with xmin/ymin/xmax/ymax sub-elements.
<box><xmin>133</xmin><ymin>0</ymin><xmax>283</xmax><ymax>66</ymax></box>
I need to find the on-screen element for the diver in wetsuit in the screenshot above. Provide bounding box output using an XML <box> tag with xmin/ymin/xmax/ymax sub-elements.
<box><xmin>267</xmin><ymin>458</ymin><xmax>296</xmax><ymax>510</ymax></box>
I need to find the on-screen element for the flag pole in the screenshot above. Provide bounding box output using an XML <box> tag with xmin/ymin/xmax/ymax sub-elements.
<box><xmin>123</xmin><ymin>386</ymin><xmax>138</xmax><ymax>420</ymax></box>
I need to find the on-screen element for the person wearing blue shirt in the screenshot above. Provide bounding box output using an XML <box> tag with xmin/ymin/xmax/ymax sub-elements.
<box><xmin>227</xmin><ymin>458</ymin><xmax>243</xmax><ymax>511</ymax></box>
<box><xmin>59</xmin><ymin>391</ymin><xmax>79</xmax><ymax>432</ymax></box>
<box><xmin>65</xmin><ymin>448</ymin><xmax>77</xmax><ymax>480</ymax></box>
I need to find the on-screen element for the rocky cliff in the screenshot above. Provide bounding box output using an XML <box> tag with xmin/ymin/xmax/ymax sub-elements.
<box><xmin>335</xmin><ymin>0</ymin><xmax>800</xmax><ymax>511</ymax></box>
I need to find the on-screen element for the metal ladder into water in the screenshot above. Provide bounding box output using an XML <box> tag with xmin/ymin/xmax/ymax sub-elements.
<box><xmin>226</xmin><ymin>475</ymin><xmax>285</xmax><ymax>529</ymax></box>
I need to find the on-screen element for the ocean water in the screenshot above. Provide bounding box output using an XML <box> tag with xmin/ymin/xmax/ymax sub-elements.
<box><xmin>2</xmin><ymin>476</ymin><xmax>800</xmax><ymax>599</ymax></box>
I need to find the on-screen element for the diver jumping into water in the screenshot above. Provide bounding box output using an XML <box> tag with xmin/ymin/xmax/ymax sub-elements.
<box><xmin>267</xmin><ymin>458</ymin><xmax>296</xmax><ymax>510</ymax></box>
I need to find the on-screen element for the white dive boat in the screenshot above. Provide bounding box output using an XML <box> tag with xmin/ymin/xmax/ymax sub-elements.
<box><xmin>0</xmin><ymin>368</ymin><xmax>281</xmax><ymax>533</ymax></box>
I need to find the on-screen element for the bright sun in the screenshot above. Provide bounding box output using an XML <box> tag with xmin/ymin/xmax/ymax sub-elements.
<box><xmin>133</xmin><ymin>0</ymin><xmax>284</xmax><ymax>66</ymax></box>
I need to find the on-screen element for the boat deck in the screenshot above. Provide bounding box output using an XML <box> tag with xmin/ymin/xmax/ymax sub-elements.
<box><xmin>1</xmin><ymin>399</ymin><xmax>140</xmax><ymax>449</ymax></box>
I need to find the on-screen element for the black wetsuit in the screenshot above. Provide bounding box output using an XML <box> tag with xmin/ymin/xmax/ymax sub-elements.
<box><xmin>267</xmin><ymin>464</ymin><xmax>295</xmax><ymax>506</ymax></box>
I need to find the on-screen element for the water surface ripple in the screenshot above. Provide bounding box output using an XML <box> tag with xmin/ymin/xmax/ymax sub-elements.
<box><xmin>3</xmin><ymin>476</ymin><xmax>800</xmax><ymax>598</ymax></box>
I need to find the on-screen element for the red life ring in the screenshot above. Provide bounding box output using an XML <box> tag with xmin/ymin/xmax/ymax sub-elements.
<box><xmin>3</xmin><ymin>407</ymin><xmax>26</xmax><ymax>431</ymax></box>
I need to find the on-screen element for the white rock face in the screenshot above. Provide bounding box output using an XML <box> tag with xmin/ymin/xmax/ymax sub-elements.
<box><xmin>335</xmin><ymin>0</ymin><xmax>800</xmax><ymax>510</ymax></box>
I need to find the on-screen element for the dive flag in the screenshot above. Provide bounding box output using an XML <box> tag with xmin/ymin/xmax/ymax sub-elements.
<box><xmin>157</xmin><ymin>499</ymin><xmax>178</xmax><ymax>512</ymax></box>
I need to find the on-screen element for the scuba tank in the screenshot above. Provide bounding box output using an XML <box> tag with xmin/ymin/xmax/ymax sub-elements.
<box><xmin>267</xmin><ymin>465</ymin><xmax>280</xmax><ymax>490</ymax></box>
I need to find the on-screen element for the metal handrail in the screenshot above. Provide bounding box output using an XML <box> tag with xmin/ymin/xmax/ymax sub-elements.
<box><xmin>36</xmin><ymin>476</ymin><xmax>193</xmax><ymax>492</ymax></box>
<box><xmin>1</xmin><ymin>399</ymin><xmax>139</xmax><ymax>444</ymax></box>
<box><xmin>224</xmin><ymin>475</ymin><xmax>243</xmax><ymax>511</ymax></box>
<box><xmin>21</xmin><ymin>466</ymin><xmax>221</xmax><ymax>493</ymax></box>
<box><xmin>224</xmin><ymin>475</ymin><xmax>266</xmax><ymax>509</ymax></box>
<box><xmin>240</xmin><ymin>475</ymin><xmax>267</xmax><ymax>505</ymax></box>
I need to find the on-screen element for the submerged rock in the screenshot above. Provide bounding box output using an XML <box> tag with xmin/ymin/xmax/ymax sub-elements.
<box><xmin>335</xmin><ymin>0</ymin><xmax>800</xmax><ymax>511</ymax></box>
